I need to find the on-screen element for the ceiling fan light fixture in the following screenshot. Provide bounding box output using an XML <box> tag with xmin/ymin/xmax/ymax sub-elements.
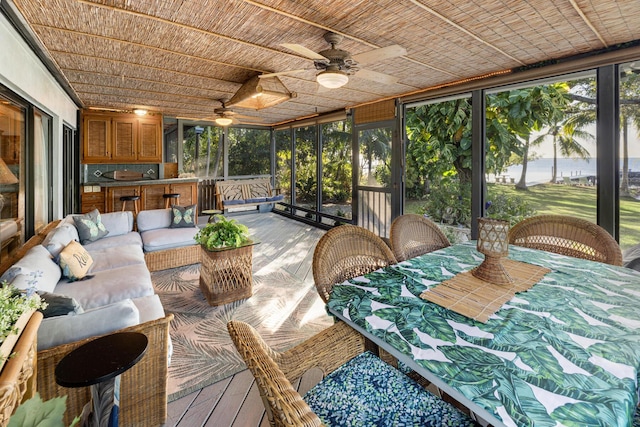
<box><xmin>215</xmin><ymin>117</ymin><xmax>233</xmax><ymax>126</ymax></box>
<box><xmin>316</xmin><ymin>70</ymin><xmax>349</xmax><ymax>89</ymax></box>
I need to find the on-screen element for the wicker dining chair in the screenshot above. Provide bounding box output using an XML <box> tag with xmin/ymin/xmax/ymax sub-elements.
<box><xmin>312</xmin><ymin>224</ymin><xmax>397</xmax><ymax>303</ymax></box>
<box><xmin>509</xmin><ymin>215</ymin><xmax>623</xmax><ymax>266</ymax></box>
<box><xmin>390</xmin><ymin>214</ymin><xmax>451</xmax><ymax>262</ymax></box>
<box><xmin>227</xmin><ymin>320</ymin><xmax>479</xmax><ymax>427</ymax></box>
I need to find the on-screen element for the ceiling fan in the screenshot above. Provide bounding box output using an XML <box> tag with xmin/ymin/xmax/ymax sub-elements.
<box><xmin>259</xmin><ymin>32</ymin><xmax>407</xmax><ymax>89</ymax></box>
<box><xmin>201</xmin><ymin>101</ymin><xmax>265</xmax><ymax>126</ymax></box>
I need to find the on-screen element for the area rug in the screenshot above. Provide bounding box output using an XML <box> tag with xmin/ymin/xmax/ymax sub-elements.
<box><xmin>151</xmin><ymin>262</ymin><xmax>333</xmax><ymax>402</ymax></box>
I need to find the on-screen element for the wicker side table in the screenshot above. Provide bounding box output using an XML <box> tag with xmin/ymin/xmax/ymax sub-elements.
<box><xmin>199</xmin><ymin>242</ymin><xmax>257</xmax><ymax>306</ymax></box>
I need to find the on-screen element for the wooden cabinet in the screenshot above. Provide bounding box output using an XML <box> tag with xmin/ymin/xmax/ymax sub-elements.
<box><xmin>104</xmin><ymin>181</ymin><xmax>197</xmax><ymax>213</ymax></box>
<box><xmin>140</xmin><ymin>184</ymin><xmax>167</xmax><ymax>210</ymax></box>
<box><xmin>81</xmin><ymin>186</ymin><xmax>105</xmax><ymax>213</ymax></box>
<box><xmin>82</xmin><ymin>112</ymin><xmax>162</xmax><ymax>164</ymax></box>
<box><xmin>168</xmin><ymin>182</ymin><xmax>197</xmax><ymax>207</ymax></box>
<box><xmin>106</xmin><ymin>186</ymin><xmax>140</xmax><ymax>213</ymax></box>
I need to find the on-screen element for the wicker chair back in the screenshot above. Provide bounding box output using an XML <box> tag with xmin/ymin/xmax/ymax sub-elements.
<box><xmin>390</xmin><ymin>214</ymin><xmax>450</xmax><ymax>262</ymax></box>
<box><xmin>312</xmin><ymin>225</ymin><xmax>397</xmax><ymax>303</ymax></box>
<box><xmin>508</xmin><ymin>215</ymin><xmax>622</xmax><ymax>266</ymax></box>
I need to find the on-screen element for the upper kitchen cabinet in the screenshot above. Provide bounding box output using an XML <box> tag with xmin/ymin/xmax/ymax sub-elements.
<box><xmin>82</xmin><ymin>111</ymin><xmax>162</xmax><ymax>163</ymax></box>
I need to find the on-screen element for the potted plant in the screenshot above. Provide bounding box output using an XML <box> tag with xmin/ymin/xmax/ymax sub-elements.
<box><xmin>195</xmin><ymin>215</ymin><xmax>251</xmax><ymax>250</ymax></box>
<box><xmin>195</xmin><ymin>215</ymin><xmax>254</xmax><ymax>306</ymax></box>
<box><xmin>0</xmin><ymin>283</ymin><xmax>46</xmax><ymax>370</ymax></box>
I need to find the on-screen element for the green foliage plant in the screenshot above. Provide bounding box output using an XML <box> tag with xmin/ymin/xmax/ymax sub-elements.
<box><xmin>9</xmin><ymin>393</ymin><xmax>79</xmax><ymax>427</ymax></box>
<box><xmin>484</xmin><ymin>193</ymin><xmax>536</xmax><ymax>226</ymax></box>
<box><xmin>0</xmin><ymin>282</ymin><xmax>46</xmax><ymax>364</ymax></box>
<box><xmin>195</xmin><ymin>215</ymin><xmax>250</xmax><ymax>250</ymax></box>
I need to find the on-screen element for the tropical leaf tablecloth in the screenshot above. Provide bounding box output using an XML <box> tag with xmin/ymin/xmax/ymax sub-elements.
<box><xmin>327</xmin><ymin>242</ymin><xmax>640</xmax><ymax>427</ymax></box>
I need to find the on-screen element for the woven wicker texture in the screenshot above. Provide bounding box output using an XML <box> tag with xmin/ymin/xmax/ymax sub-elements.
<box><xmin>390</xmin><ymin>214</ymin><xmax>451</xmax><ymax>262</ymax></box>
<box><xmin>509</xmin><ymin>215</ymin><xmax>623</xmax><ymax>266</ymax></box>
<box><xmin>199</xmin><ymin>245</ymin><xmax>253</xmax><ymax>306</ymax></box>
<box><xmin>0</xmin><ymin>312</ymin><xmax>42</xmax><ymax>427</ymax></box>
<box><xmin>420</xmin><ymin>259</ymin><xmax>550</xmax><ymax>323</ymax></box>
<box><xmin>144</xmin><ymin>244</ymin><xmax>200</xmax><ymax>272</ymax></box>
<box><xmin>227</xmin><ymin>320</ymin><xmax>366</xmax><ymax>427</ymax></box>
<box><xmin>11</xmin><ymin>0</ymin><xmax>640</xmax><ymax>123</ymax></box>
<box><xmin>312</xmin><ymin>225</ymin><xmax>397</xmax><ymax>303</ymax></box>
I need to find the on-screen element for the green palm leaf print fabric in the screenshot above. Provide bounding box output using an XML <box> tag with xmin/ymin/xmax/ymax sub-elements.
<box><xmin>327</xmin><ymin>243</ymin><xmax>640</xmax><ymax>427</ymax></box>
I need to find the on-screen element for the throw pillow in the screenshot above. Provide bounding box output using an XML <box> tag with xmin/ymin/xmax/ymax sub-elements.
<box><xmin>73</xmin><ymin>209</ymin><xmax>109</xmax><ymax>244</ymax></box>
<box><xmin>2</xmin><ymin>245</ymin><xmax>61</xmax><ymax>293</ymax></box>
<box><xmin>37</xmin><ymin>291</ymin><xmax>83</xmax><ymax>318</ymax></box>
<box><xmin>170</xmin><ymin>204</ymin><xmax>197</xmax><ymax>228</ymax></box>
<box><xmin>58</xmin><ymin>241</ymin><xmax>94</xmax><ymax>281</ymax></box>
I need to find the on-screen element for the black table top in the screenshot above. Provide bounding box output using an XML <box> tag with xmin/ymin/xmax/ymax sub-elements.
<box><xmin>55</xmin><ymin>332</ymin><xmax>148</xmax><ymax>388</ymax></box>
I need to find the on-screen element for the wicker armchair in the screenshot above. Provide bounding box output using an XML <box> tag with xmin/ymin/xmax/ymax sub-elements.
<box><xmin>509</xmin><ymin>215</ymin><xmax>623</xmax><ymax>266</ymax></box>
<box><xmin>227</xmin><ymin>320</ymin><xmax>478</xmax><ymax>427</ymax></box>
<box><xmin>228</xmin><ymin>320</ymin><xmax>364</xmax><ymax>427</ymax></box>
<box><xmin>390</xmin><ymin>214</ymin><xmax>450</xmax><ymax>262</ymax></box>
<box><xmin>312</xmin><ymin>225</ymin><xmax>397</xmax><ymax>303</ymax></box>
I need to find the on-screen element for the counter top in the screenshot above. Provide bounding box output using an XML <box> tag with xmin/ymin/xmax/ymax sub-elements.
<box><xmin>83</xmin><ymin>177</ymin><xmax>199</xmax><ymax>187</ymax></box>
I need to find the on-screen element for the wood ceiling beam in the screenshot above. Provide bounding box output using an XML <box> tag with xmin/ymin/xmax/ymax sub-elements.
<box><xmin>406</xmin><ymin>0</ymin><xmax>525</xmax><ymax>66</ymax></box>
<box><xmin>241</xmin><ymin>0</ymin><xmax>460</xmax><ymax>77</ymax></box>
<box><xmin>568</xmin><ymin>0</ymin><xmax>607</xmax><ymax>47</ymax></box>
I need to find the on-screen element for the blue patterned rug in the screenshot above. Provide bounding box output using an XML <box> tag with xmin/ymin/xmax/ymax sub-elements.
<box><xmin>152</xmin><ymin>263</ymin><xmax>333</xmax><ymax>402</ymax></box>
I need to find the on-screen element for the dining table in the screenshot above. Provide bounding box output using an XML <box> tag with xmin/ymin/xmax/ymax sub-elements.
<box><xmin>327</xmin><ymin>241</ymin><xmax>640</xmax><ymax>427</ymax></box>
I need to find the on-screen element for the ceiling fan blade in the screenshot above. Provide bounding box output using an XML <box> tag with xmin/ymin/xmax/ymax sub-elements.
<box><xmin>258</xmin><ymin>69</ymin><xmax>308</xmax><ymax>79</ymax></box>
<box><xmin>355</xmin><ymin>68</ymin><xmax>399</xmax><ymax>85</ymax></box>
<box><xmin>352</xmin><ymin>44</ymin><xmax>407</xmax><ymax>65</ymax></box>
<box><xmin>281</xmin><ymin>43</ymin><xmax>327</xmax><ymax>61</ymax></box>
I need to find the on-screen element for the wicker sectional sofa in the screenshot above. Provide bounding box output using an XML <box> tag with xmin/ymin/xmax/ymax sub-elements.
<box><xmin>0</xmin><ymin>209</ymin><xmax>199</xmax><ymax>426</ymax></box>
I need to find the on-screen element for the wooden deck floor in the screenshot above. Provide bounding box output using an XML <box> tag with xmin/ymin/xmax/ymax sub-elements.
<box><xmin>166</xmin><ymin>212</ymin><xmax>327</xmax><ymax>427</ymax></box>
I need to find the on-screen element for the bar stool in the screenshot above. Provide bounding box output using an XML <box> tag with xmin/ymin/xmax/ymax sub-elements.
<box><xmin>120</xmin><ymin>195</ymin><xmax>140</xmax><ymax>214</ymax></box>
<box><xmin>163</xmin><ymin>193</ymin><xmax>180</xmax><ymax>209</ymax></box>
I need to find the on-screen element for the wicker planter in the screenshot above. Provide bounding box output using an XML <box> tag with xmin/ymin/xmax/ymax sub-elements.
<box><xmin>199</xmin><ymin>244</ymin><xmax>253</xmax><ymax>306</ymax></box>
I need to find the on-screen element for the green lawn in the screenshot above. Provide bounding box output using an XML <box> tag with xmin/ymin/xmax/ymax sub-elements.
<box><xmin>406</xmin><ymin>183</ymin><xmax>640</xmax><ymax>250</ymax></box>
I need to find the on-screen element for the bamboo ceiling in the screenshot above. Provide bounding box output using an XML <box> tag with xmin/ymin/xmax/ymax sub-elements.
<box><xmin>6</xmin><ymin>0</ymin><xmax>640</xmax><ymax>125</ymax></box>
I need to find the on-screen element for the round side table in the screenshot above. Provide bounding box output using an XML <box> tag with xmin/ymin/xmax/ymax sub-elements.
<box><xmin>55</xmin><ymin>332</ymin><xmax>148</xmax><ymax>427</ymax></box>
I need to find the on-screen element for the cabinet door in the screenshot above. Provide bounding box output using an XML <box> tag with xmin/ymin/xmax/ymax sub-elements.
<box><xmin>140</xmin><ymin>184</ymin><xmax>168</xmax><ymax>210</ymax></box>
<box><xmin>137</xmin><ymin>119</ymin><xmax>162</xmax><ymax>162</ymax></box>
<box><xmin>82</xmin><ymin>115</ymin><xmax>111</xmax><ymax>162</ymax></box>
<box><xmin>169</xmin><ymin>182</ymin><xmax>198</xmax><ymax>207</ymax></box>
<box><xmin>81</xmin><ymin>188</ymin><xmax>105</xmax><ymax>213</ymax></box>
<box><xmin>106</xmin><ymin>186</ymin><xmax>140</xmax><ymax>213</ymax></box>
<box><xmin>112</xmin><ymin>119</ymin><xmax>137</xmax><ymax>161</ymax></box>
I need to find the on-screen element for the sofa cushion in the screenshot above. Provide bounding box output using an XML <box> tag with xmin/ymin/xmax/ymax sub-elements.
<box><xmin>38</xmin><ymin>291</ymin><xmax>83</xmax><ymax>318</ymax></box>
<box><xmin>170</xmin><ymin>204</ymin><xmax>197</xmax><ymax>228</ymax></box>
<box><xmin>140</xmin><ymin>227</ymin><xmax>198</xmax><ymax>252</ymax></box>
<box><xmin>37</xmin><ymin>298</ymin><xmax>140</xmax><ymax>350</ymax></box>
<box><xmin>42</xmin><ymin>223</ymin><xmax>79</xmax><ymax>258</ymax></box>
<box><xmin>267</xmin><ymin>194</ymin><xmax>285</xmax><ymax>202</ymax></box>
<box><xmin>246</xmin><ymin>197</ymin><xmax>267</xmax><ymax>203</ymax></box>
<box><xmin>59</xmin><ymin>241</ymin><xmax>94</xmax><ymax>281</ymax></box>
<box><xmin>136</xmin><ymin>208</ymin><xmax>172</xmax><ymax>232</ymax></box>
<box><xmin>87</xmin><ymin>244</ymin><xmax>146</xmax><ymax>273</ymax></box>
<box><xmin>304</xmin><ymin>351</ymin><xmax>478</xmax><ymax>426</ymax></box>
<box><xmin>82</xmin><ymin>231</ymin><xmax>142</xmax><ymax>252</ymax></box>
<box><xmin>99</xmin><ymin>211</ymin><xmax>134</xmax><ymax>237</ymax></box>
<box><xmin>223</xmin><ymin>199</ymin><xmax>245</xmax><ymax>206</ymax></box>
<box><xmin>2</xmin><ymin>245</ymin><xmax>61</xmax><ymax>293</ymax></box>
<box><xmin>74</xmin><ymin>209</ymin><xmax>109</xmax><ymax>244</ymax></box>
<box><xmin>54</xmin><ymin>263</ymin><xmax>154</xmax><ymax>310</ymax></box>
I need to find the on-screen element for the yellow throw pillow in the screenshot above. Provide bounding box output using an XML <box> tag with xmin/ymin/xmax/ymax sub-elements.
<box><xmin>58</xmin><ymin>241</ymin><xmax>94</xmax><ymax>281</ymax></box>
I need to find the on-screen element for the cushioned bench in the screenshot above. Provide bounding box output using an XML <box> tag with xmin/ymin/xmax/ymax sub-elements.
<box><xmin>215</xmin><ymin>178</ymin><xmax>283</xmax><ymax>212</ymax></box>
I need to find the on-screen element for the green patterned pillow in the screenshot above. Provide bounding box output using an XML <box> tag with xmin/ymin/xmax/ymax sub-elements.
<box><xmin>170</xmin><ymin>204</ymin><xmax>197</xmax><ymax>228</ymax></box>
<box><xmin>73</xmin><ymin>209</ymin><xmax>109</xmax><ymax>244</ymax></box>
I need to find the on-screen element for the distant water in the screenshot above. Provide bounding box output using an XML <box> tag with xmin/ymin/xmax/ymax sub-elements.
<box><xmin>496</xmin><ymin>157</ymin><xmax>640</xmax><ymax>185</ymax></box>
